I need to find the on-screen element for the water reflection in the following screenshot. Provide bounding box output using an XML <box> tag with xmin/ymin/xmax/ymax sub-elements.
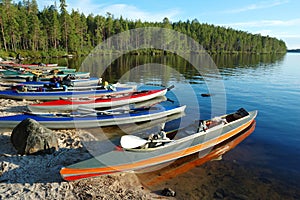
<box><xmin>26</xmin><ymin>53</ymin><xmax>285</xmax><ymax>85</ymax></box>
<box><xmin>137</xmin><ymin>120</ymin><xmax>256</xmax><ymax>187</ymax></box>
<box><xmin>79</xmin><ymin>53</ymin><xmax>285</xmax><ymax>82</ymax></box>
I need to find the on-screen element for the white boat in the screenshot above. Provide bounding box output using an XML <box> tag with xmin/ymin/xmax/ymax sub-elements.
<box><xmin>0</xmin><ymin>105</ymin><xmax>186</xmax><ymax>129</ymax></box>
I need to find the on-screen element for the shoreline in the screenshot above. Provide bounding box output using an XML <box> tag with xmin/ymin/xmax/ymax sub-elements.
<box><xmin>0</xmin><ymin>95</ymin><xmax>164</xmax><ymax>199</ymax></box>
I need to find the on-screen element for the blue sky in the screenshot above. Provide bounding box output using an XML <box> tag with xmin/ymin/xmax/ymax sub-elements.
<box><xmin>36</xmin><ymin>0</ymin><xmax>300</xmax><ymax>49</ymax></box>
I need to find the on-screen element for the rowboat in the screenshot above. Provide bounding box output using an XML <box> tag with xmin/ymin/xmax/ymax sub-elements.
<box><xmin>0</xmin><ymin>105</ymin><xmax>186</xmax><ymax>129</ymax></box>
<box><xmin>28</xmin><ymin>88</ymin><xmax>169</xmax><ymax>112</ymax></box>
<box><xmin>60</xmin><ymin>108</ymin><xmax>257</xmax><ymax>181</ymax></box>
<box><xmin>0</xmin><ymin>85</ymin><xmax>136</xmax><ymax>100</ymax></box>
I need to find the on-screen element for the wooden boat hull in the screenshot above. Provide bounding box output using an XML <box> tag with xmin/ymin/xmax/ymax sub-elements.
<box><xmin>0</xmin><ymin>86</ymin><xmax>135</xmax><ymax>100</ymax></box>
<box><xmin>28</xmin><ymin>89</ymin><xmax>168</xmax><ymax>112</ymax></box>
<box><xmin>60</xmin><ymin>110</ymin><xmax>257</xmax><ymax>181</ymax></box>
<box><xmin>0</xmin><ymin>105</ymin><xmax>186</xmax><ymax>129</ymax></box>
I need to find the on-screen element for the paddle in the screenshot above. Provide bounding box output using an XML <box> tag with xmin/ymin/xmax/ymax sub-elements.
<box><xmin>76</xmin><ymin>106</ymin><xmax>129</xmax><ymax>115</ymax></box>
<box><xmin>167</xmin><ymin>85</ymin><xmax>175</xmax><ymax>91</ymax></box>
<box><xmin>76</xmin><ymin>97</ymin><xmax>162</xmax><ymax>116</ymax></box>
<box><xmin>144</xmin><ymin>84</ymin><xmax>175</xmax><ymax>91</ymax></box>
<box><xmin>120</xmin><ymin>135</ymin><xmax>148</xmax><ymax>149</ymax></box>
<box><xmin>120</xmin><ymin>135</ymin><xmax>173</xmax><ymax>149</ymax></box>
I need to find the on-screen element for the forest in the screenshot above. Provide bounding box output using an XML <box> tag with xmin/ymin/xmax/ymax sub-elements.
<box><xmin>0</xmin><ymin>0</ymin><xmax>287</xmax><ymax>58</ymax></box>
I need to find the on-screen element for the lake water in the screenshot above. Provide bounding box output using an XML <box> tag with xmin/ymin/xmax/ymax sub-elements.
<box><xmin>36</xmin><ymin>53</ymin><xmax>300</xmax><ymax>199</ymax></box>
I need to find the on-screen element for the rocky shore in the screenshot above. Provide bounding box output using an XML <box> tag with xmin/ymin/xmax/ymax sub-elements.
<box><xmin>0</xmin><ymin>97</ymin><xmax>164</xmax><ymax>199</ymax></box>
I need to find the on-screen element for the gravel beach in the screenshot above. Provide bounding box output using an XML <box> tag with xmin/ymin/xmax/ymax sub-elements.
<box><xmin>0</xmin><ymin>93</ymin><xmax>164</xmax><ymax>200</ymax></box>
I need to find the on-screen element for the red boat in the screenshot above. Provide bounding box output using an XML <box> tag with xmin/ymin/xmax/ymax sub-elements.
<box><xmin>28</xmin><ymin>88</ymin><xmax>168</xmax><ymax>112</ymax></box>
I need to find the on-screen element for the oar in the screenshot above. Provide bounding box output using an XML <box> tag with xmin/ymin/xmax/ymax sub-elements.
<box><xmin>167</xmin><ymin>98</ymin><xmax>175</xmax><ymax>103</ymax></box>
<box><xmin>120</xmin><ymin>135</ymin><xmax>173</xmax><ymax>149</ymax></box>
<box><xmin>144</xmin><ymin>84</ymin><xmax>175</xmax><ymax>91</ymax></box>
<box><xmin>76</xmin><ymin>105</ymin><xmax>132</xmax><ymax>116</ymax></box>
<box><xmin>160</xmin><ymin>122</ymin><xmax>166</xmax><ymax>133</ymax></box>
<box><xmin>167</xmin><ymin>85</ymin><xmax>175</xmax><ymax>91</ymax></box>
<box><xmin>145</xmin><ymin>83</ymin><xmax>166</xmax><ymax>87</ymax></box>
<box><xmin>120</xmin><ymin>135</ymin><xmax>148</xmax><ymax>149</ymax></box>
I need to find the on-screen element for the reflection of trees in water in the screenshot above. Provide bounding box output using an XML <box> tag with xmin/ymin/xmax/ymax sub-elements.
<box><xmin>28</xmin><ymin>53</ymin><xmax>286</xmax><ymax>83</ymax></box>
<box><xmin>212</xmin><ymin>53</ymin><xmax>286</xmax><ymax>69</ymax></box>
<box><xmin>86</xmin><ymin>53</ymin><xmax>286</xmax><ymax>83</ymax></box>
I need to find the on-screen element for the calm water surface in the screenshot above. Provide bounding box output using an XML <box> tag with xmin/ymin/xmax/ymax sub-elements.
<box><xmin>36</xmin><ymin>53</ymin><xmax>300</xmax><ymax>198</ymax></box>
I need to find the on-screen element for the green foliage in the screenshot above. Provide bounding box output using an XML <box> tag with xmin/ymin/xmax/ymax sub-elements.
<box><xmin>0</xmin><ymin>50</ymin><xmax>9</xmax><ymax>58</ymax></box>
<box><xmin>0</xmin><ymin>1</ymin><xmax>287</xmax><ymax>58</ymax></box>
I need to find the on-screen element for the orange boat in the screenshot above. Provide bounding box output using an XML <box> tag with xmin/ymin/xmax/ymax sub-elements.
<box><xmin>60</xmin><ymin>108</ymin><xmax>257</xmax><ymax>181</ymax></box>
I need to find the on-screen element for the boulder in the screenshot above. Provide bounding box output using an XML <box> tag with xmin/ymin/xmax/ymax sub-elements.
<box><xmin>11</xmin><ymin>118</ymin><xmax>58</xmax><ymax>155</ymax></box>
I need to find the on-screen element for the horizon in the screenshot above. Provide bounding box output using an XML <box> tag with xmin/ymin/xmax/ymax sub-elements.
<box><xmin>36</xmin><ymin>0</ymin><xmax>300</xmax><ymax>49</ymax></box>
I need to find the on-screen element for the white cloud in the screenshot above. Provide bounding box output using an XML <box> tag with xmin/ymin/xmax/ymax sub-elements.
<box><xmin>37</xmin><ymin>1</ymin><xmax>181</xmax><ymax>21</ymax></box>
<box><xmin>253</xmin><ymin>30</ymin><xmax>300</xmax><ymax>39</ymax></box>
<box><xmin>253</xmin><ymin>29</ymin><xmax>273</xmax><ymax>35</ymax></box>
<box><xmin>278</xmin><ymin>34</ymin><xmax>300</xmax><ymax>38</ymax></box>
<box><xmin>38</xmin><ymin>0</ymin><xmax>107</xmax><ymax>15</ymax></box>
<box><xmin>219</xmin><ymin>18</ymin><xmax>300</xmax><ymax>28</ymax></box>
<box><xmin>67</xmin><ymin>0</ymin><xmax>108</xmax><ymax>15</ymax></box>
<box><xmin>96</xmin><ymin>4</ymin><xmax>181</xmax><ymax>22</ymax></box>
<box><xmin>218</xmin><ymin>19</ymin><xmax>300</xmax><ymax>49</ymax></box>
<box><xmin>223</xmin><ymin>0</ymin><xmax>289</xmax><ymax>13</ymax></box>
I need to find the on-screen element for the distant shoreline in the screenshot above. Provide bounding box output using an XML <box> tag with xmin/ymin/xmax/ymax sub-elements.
<box><xmin>287</xmin><ymin>49</ymin><xmax>300</xmax><ymax>52</ymax></box>
<box><xmin>0</xmin><ymin>50</ymin><xmax>288</xmax><ymax>62</ymax></box>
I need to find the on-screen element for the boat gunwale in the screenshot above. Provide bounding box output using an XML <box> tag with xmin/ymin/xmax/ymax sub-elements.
<box><xmin>60</xmin><ymin>110</ymin><xmax>257</xmax><ymax>179</ymax></box>
<box><xmin>123</xmin><ymin>110</ymin><xmax>256</xmax><ymax>152</ymax></box>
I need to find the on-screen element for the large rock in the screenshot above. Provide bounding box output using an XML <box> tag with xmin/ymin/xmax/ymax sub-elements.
<box><xmin>11</xmin><ymin>118</ymin><xmax>58</xmax><ymax>155</ymax></box>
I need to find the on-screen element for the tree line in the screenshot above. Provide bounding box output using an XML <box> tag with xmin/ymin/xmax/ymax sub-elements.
<box><xmin>0</xmin><ymin>0</ymin><xmax>287</xmax><ymax>58</ymax></box>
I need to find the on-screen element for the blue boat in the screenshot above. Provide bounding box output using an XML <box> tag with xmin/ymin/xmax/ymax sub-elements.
<box><xmin>0</xmin><ymin>105</ymin><xmax>186</xmax><ymax>129</ymax></box>
<box><xmin>0</xmin><ymin>85</ymin><xmax>136</xmax><ymax>100</ymax></box>
<box><xmin>0</xmin><ymin>77</ymin><xmax>101</xmax><ymax>87</ymax></box>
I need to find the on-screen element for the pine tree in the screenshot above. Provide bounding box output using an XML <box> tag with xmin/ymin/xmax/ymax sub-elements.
<box><xmin>59</xmin><ymin>0</ymin><xmax>68</xmax><ymax>52</ymax></box>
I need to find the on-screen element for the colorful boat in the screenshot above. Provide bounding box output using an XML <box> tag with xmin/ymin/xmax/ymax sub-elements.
<box><xmin>60</xmin><ymin>108</ymin><xmax>257</xmax><ymax>181</ymax></box>
<box><xmin>0</xmin><ymin>77</ymin><xmax>101</xmax><ymax>88</ymax></box>
<box><xmin>28</xmin><ymin>88</ymin><xmax>168</xmax><ymax>112</ymax></box>
<box><xmin>0</xmin><ymin>105</ymin><xmax>186</xmax><ymax>129</ymax></box>
<box><xmin>0</xmin><ymin>63</ymin><xmax>59</xmax><ymax>68</ymax></box>
<box><xmin>0</xmin><ymin>63</ymin><xmax>72</xmax><ymax>73</ymax></box>
<box><xmin>0</xmin><ymin>67</ymin><xmax>75</xmax><ymax>76</ymax></box>
<box><xmin>0</xmin><ymin>85</ymin><xmax>136</xmax><ymax>100</ymax></box>
<box><xmin>1</xmin><ymin>71</ymin><xmax>90</xmax><ymax>79</ymax></box>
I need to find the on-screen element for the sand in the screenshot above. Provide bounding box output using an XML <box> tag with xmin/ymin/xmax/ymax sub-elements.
<box><xmin>0</xmin><ymin>96</ymin><xmax>165</xmax><ymax>199</ymax></box>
